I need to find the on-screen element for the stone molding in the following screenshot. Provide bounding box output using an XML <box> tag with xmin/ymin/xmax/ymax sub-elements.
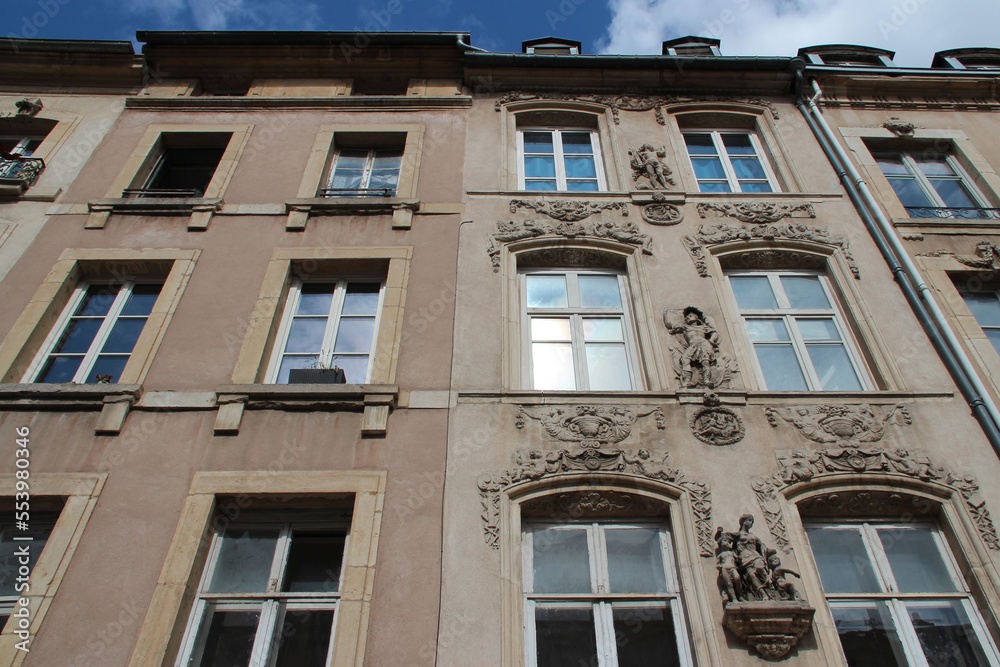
<box><xmin>516</xmin><ymin>404</ymin><xmax>665</xmax><ymax>448</ymax></box>
<box><xmin>764</xmin><ymin>403</ymin><xmax>911</xmax><ymax>446</ymax></box>
<box><xmin>487</xmin><ymin>219</ymin><xmax>651</xmax><ymax>272</ymax></box>
<box><xmin>508</xmin><ymin>198</ymin><xmax>628</xmax><ymax>221</ymax></box>
<box><xmin>640</xmin><ymin>193</ymin><xmax>683</xmax><ymax>226</ymax></box>
<box><xmin>696</xmin><ymin>201</ymin><xmax>815</xmax><ymax>224</ymax></box>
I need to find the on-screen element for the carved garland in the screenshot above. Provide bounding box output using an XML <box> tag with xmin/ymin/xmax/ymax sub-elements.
<box><xmin>697</xmin><ymin>202</ymin><xmax>816</xmax><ymax>225</ymax></box>
<box><xmin>516</xmin><ymin>404</ymin><xmax>665</xmax><ymax>448</ymax></box>
<box><xmin>508</xmin><ymin>199</ymin><xmax>628</xmax><ymax>221</ymax></box>
<box><xmin>752</xmin><ymin>447</ymin><xmax>1000</xmax><ymax>551</ymax></box>
<box><xmin>765</xmin><ymin>404</ymin><xmax>911</xmax><ymax>447</ymax></box>
<box><xmin>487</xmin><ymin>219</ymin><xmax>652</xmax><ymax>272</ymax></box>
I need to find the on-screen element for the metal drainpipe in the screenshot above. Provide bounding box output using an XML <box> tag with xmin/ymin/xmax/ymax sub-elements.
<box><xmin>799</xmin><ymin>74</ymin><xmax>1000</xmax><ymax>452</ymax></box>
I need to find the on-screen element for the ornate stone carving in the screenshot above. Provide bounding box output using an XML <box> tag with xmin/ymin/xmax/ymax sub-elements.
<box><xmin>752</xmin><ymin>447</ymin><xmax>1000</xmax><ymax>551</ymax></box>
<box><xmin>697</xmin><ymin>201</ymin><xmax>816</xmax><ymax>224</ymax></box>
<box><xmin>664</xmin><ymin>308</ymin><xmax>736</xmax><ymax>389</ymax></box>
<box><xmin>723</xmin><ymin>249</ymin><xmax>826</xmax><ymax>271</ymax></box>
<box><xmin>516</xmin><ymin>404</ymin><xmax>664</xmax><ymax>448</ymax></box>
<box><xmin>640</xmin><ymin>192</ymin><xmax>683</xmax><ymax>226</ymax></box>
<box><xmin>629</xmin><ymin>144</ymin><xmax>674</xmax><ymax>189</ymax></box>
<box><xmin>919</xmin><ymin>239</ymin><xmax>1000</xmax><ymax>269</ymax></box>
<box><xmin>478</xmin><ymin>448</ymin><xmax>713</xmax><ymax>554</ymax></box>
<box><xmin>901</xmin><ymin>232</ymin><xmax>924</xmax><ymax>241</ymax></box>
<box><xmin>716</xmin><ymin>514</ymin><xmax>803</xmax><ymax>605</ymax></box>
<box><xmin>522</xmin><ymin>490</ymin><xmax>655</xmax><ymax>519</ymax></box>
<box><xmin>683</xmin><ymin>222</ymin><xmax>860</xmax><ymax>278</ymax></box>
<box><xmin>764</xmin><ymin>404</ymin><xmax>911</xmax><ymax>446</ymax></box>
<box><xmin>691</xmin><ymin>403</ymin><xmax>744</xmax><ymax>446</ymax></box>
<box><xmin>723</xmin><ymin>602</ymin><xmax>815</xmax><ymax>661</ymax></box>
<box><xmin>798</xmin><ymin>490</ymin><xmax>933</xmax><ymax>517</ymax></box>
<box><xmin>488</xmin><ymin>219</ymin><xmax>652</xmax><ymax>271</ymax></box>
<box><xmin>883</xmin><ymin>117</ymin><xmax>916</xmax><ymax>136</ymax></box>
<box><xmin>15</xmin><ymin>98</ymin><xmax>42</xmax><ymax>117</ymax></box>
<box><xmin>508</xmin><ymin>199</ymin><xmax>628</xmax><ymax>222</ymax></box>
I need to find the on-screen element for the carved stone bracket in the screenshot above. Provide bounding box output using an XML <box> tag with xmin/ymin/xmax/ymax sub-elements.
<box><xmin>508</xmin><ymin>198</ymin><xmax>628</xmax><ymax>221</ymax></box>
<box><xmin>488</xmin><ymin>219</ymin><xmax>651</xmax><ymax>272</ymax></box>
<box><xmin>683</xmin><ymin>222</ymin><xmax>859</xmax><ymax>278</ymax></box>
<box><xmin>752</xmin><ymin>447</ymin><xmax>1000</xmax><ymax>551</ymax></box>
<box><xmin>629</xmin><ymin>144</ymin><xmax>674</xmax><ymax>189</ymax></box>
<box><xmin>478</xmin><ymin>447</ymin><xmax>713</xmax><ymax>554</ymax></box>
<box><xmin>697</xmin><ymin>202</ymin><xmax>815</xmax><ymax>225</ymax></box>
<box><xmin>723</xmin><ymin>602</ymin><xmax>815</xmax><ymax>660</ymax></box>
<box><xmin>919</xmin><ymin>239</ymin><xmax>1000</xmax><ymax>269</ymax></box>
<box><xmin>15</xmin><ymin>98</ymin><xmax>42</xmax><ymax>117</ymax></box>
<box><xmin>641</xmin><ymin>193</ymin><xmax>683</xmax><ymax>226</ymax></box>
<box><xmin>765</xmin><ymin>404</ymin><xmax>911</xmax><ymax>447</ymax></box>
<box><xmin>664</xmin><ymin>308</ymin><xmax>737</xmax><ymax>389</ymax></box>
<box><xmin>883</xmin><ymin>117</ymin><xmax>916</xmax><ymax>136</ymax></box>
<box><xmin>516</xmin><ymin>404</ymin><xmax>664</xmax><ymax>448</ymax></box>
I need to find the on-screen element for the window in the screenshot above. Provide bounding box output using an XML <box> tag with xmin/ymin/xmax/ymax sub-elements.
<box><xmin>0</xmin><ymin>512</ymin><xmax>57</xmax><ymax>628</ymax></box>
<box><xmin>521</xmin><ymin>269</ymin><xmax>638</xmax><ymax>390</ymax></box>
<box><xmin>125</xmin><ymin>133</ymin><xmax>231</xmax><ymax>198</ymax></box>
<box><xmin>323</xmin><ymin>147</ymin><xmax>402</xmax><ymax>197</ymax></box>
<box><xmin>517</xmin><ymin>129</ymin><xmax>605</xmax><ymax>191</ymax></box>
<box><xmin>959</xmin><ymin>288</ymin><xmax>1000</xmax><ymax>355</ymax></box>
<box><xmin>22</xmin><ymin>281</ymin><xmax>162</xmax><ymax>384</ymax></box>
<box><xmin>727</xmin><ymin>271</ymin><xmax>868</xmax><ymax>391</ymax></box>
<box><xmin>874</xmin><ymin>151</ymin><xmax>995</xmax><ymax>219</ymax></box>
<box><xmin>683</xmin><ymin>131</ymin><xmax>776</xmax><ymax>193</ymax></box>
<box><xmin>522</xmin><ymin>521</ymin><xmax>693</xmax><ymax>667</ymax></box>
<box><xmin>0</xmin><ymin>134</ymin><xmax>46</xmax><ymax>185</ymax></box>
<box><xmin>806</xmin><ymin>522</ymin><xmax>1000</xmax><ymax>666</ymax></box>
<box><xmin>266</xmin><ymin>280</ymin><xmax>384</xmax><ymax>384</ymax></box>
<box><xmin>176</xmin><ymin>511</ymin><xmax>349</xmax><ymax>667</ymax></box>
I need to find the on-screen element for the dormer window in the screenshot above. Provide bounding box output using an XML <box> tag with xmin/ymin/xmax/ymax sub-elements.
<box><xmin>798</xmin><ymin>45</ymin><xmax>895</xmax><ymax>67</ymax></box>
<box><xmin>662</xmin><ymin>36</ymin><xmax>721</xmax><ymax>57</ymax></box>
<box><xmin>933</xmin><ymin>48</ymin><xmax>1000</xmax><ymax>70</ymax></box>
<box><xmin>522</xmin><ymin>37</ymin><xmax>581</xmax><ymax>55</ymax></box>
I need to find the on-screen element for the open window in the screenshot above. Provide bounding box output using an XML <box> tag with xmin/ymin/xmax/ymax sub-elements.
<box><xmin>125</xmin><ymin>133</ymin><xmax>230</xmax><ymax>198</ymax></box>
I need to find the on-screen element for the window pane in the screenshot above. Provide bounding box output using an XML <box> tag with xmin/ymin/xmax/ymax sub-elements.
<box><xmin>368</xmin><ymin>171</ymin><xmax>399</xmax><ymax>191</ymax></box>
<box><xmin>208</xmin><ymin>529</ymin><xmax>279</xmax><ymax>593</ymax></box>
<box><xmin>564</xmin><ymin>156</ymin><xmax>597</xmax><ymax>179</ymax></box>
<box><xmin>120</xmin><ymin>284</ymin><xmax>161</xmax><ymax>316</ymax></box>
<box><xmin>698</xmin><ymin>181</ymin><xmax>732</xmax><ymax>192</ymax></box>
<box><xmin>526</xmin><ymin>275</ymin><xmax>568</xmax><ymax>308</ymax></box>
<box><xmin>738</xmin><ymin>180</ymin><xmax>773</xmax><ymax>193</ymax></box>
<box><xmin>605</xmin><ymin>528</ymin><xmax>667</xmax><ymax>594</ymax></box>
<box><xmin>530</xmin><ymin>527</ymin><xmax>591</xmax><ymax>594</ymax></box>
<box><xmin>283</xmin><ymin>532</ymin><xmax>346</xmax><ymax>593</ymax></box>
<box><xmin>36</xmin><ymin>356</ymin><xmax>82</xmax><ymax>383</ymax></box>
<box><xmin>721</xmin><ymin>133</ymin><xmax>755</xmax><ymax>154</ymax></box>
<box><xmin>754</xmin><ymin>345</ymin><xmax>808</xmax><ymax>390</ymax></box>
<box><xmin>334</xmin><ymin>151</ymin><xmax>367</xmax><ymax>169</ymax></box>
<box><xmin>0</xmin><ymin>524</ymin><xmax>51</xmax><ymax>597</ymax></box>
<box><xmin>560</xmin><ymin>133</ymin><xmax>593</xmax><ymax>154</ymax></box>
<box><xmin>523</xmin><ymin>132</ymin><xmax>553</xmax><ymax>153</ymax></box>
<box><xmin>285</xmin><ymin>319</ymin><xmax>328</xmax><ymax>354</ymax></box>
<box><xmin>578</xmin><ymin>275</ymin><xmax>622</xmax><ymax>309</ymax></box>
<box><xmin>532</xmin><ymin>343</ymin><xmax>576</xmax><ymax>390</ymax></box>
<box><xmin>296</xmin><ymin>285</ymin><xmax>335</xmax><ymax>316</ymax></box>
<box><xmin>612</xmin><ymin>606</ymin><xmax>681</xmax><ymax>667</ymax></box>
<box><xmin>830</xmin><ymin>603</ymin><xmax>907</xmax><ymax>667</ymax></box>
<box><xmin>531</xmin><ymin>318</ymin><xmax>571</xmax><ymax>341</ymax></box>
<box><xmin>746</xmin><ymin>318</ymin><xmax>790</xmax><ymax>342</ymax></box>
<box><xmin>277</xmin><ymin>356</ymin><xmax>319</xmax><ymax>384</ymax></box>
<box><xmin>781</xmin><ymin>275</ymin><xmax>830</xmax><ymax>309</ymax></box>
<box><xmin>100</xmin><ymin>318</ymin><xmax>146</xmax><ymax>354</ymax></box>
<box><xmin>329</xmin><ymin>171</ymin><xmax>363</xmax><ymax>190</ymax></box>
<box><xmin>524</xmin><ymin>156</ymin><xmax>556</xmax><ymax>178</ymax></box>
<box><xmin>273</xmin><ymin>608</ymin><xmax>335</xmax><ymax>667</ymax></box>
<box><xmin>76</xmin><ymin>285</ymin><xmax>121</xmax><ymax>317</ymax></box>
<box><xmin>194</xmin><ymin>609</ymin><xmax>260</xmax><ymax>667</ymax></box>
<box><xmin>987</xmin><ymin>329</ymin><xmax>1000</xmax><ymax>355</ymax></box>
<box><xmin>930</xmin><ymin>178</ymin><xmax>978</xmax><ymax>208</ymax></box>
<box><xmin>534</xmin><ymin>606</ymin><xmax>598</xmax><ymax>667</ymax></box>
<box><xmin>372</xmin><ymin>150</ymin><xmax>402</xmax><ymax>168</ymax></box>
<box><xmin>962</xmin><ymin>293</ymin><xmax>1000</xmax><ymax>326</ymax></box>
<box><xmin>797</xmin><ymin>318</ymin><xmax>840</xmax><ymax>341</ymax></box>
<box><xmin>877</xmin><ymin>527</ymin><xmax>957</xmax><ymax>593</ymax></box>
<box><xmin>730</xmin><ymin>276</ymin><xmax>778</xmax><ymax>309</ymax></box>
<box><xmin>806</xmin><ymin>526</ymin><xmax>881</xmax><ymax>593</ymax></box>
<box><xmin>88</xmin><ymin>355</ymin><xmax>129</xmax><ymax>383</ymax></box>
<box><xmin>51</xmin><ymin>318</ymin><xmax>102</xmax><ymax>354</ymax></box>
<box><xmin>887</xmin><ymin>177</ymin><xmax>934</xmax><ymax>208</ymax></box>
<box><xmin>525</xmin><ymin>180</ymin><xmax>558</xmax><ymax>191</ymax></box>
<box><xmin>691</xmin><ymin>157</ymin><xmax>727</xmax><ymax>180</ymax></box>
<box><xmin>907</xmin><ymin>601</ymin><xmax>992</xmax><ymax>667</ymax></box>
<box><xmin>332</xmin><ymin>318</ymin><xmax>375</xmax><ymax>354</ymax></box>
<box><xmin>585</xmin><ymin>343</ymin><xmax>631</xmax><ymax>390</ymax></box>
<box><xmin>683</xmin><ymin>134</ymin><xmax>717</xmax><ymax>155</ymax></box>
<box><xmin>806</xmin><ymin>344</ymin><xmax>863</xmax><ymax>391</ymax></box>
<box><xmin>582</xmin><ymin>318</ymin><xmax>623</xmax><ymax>342</ymax></box>
<box><xmin>915</xmin><ymin>158</ymin><xmax>958</xmax><ymax>177</ymax></box>
<box><xmin>566</xmin><ymin>180</ymin><xmax>599</xmax><ymax>191</ymax></box>
<box><xmin>334</xmin><ymin>355</ymin><xmax>369</xmax><ymax>384</ymax></box>
<box><xmin>876</xmin><ymin>156</ymin><xmax>911</xmax><ymax>176</ymax></box>
<box><xmin>730</xmin><ymin>157</ymin><xmax>766</xmax><ymax>180</ymax></box>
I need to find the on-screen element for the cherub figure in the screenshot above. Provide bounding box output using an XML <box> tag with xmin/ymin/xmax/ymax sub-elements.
<box><xmin>629</xmin><ymin>144</ymin><xmax>674</xmax><ymax>189</ymax></box>
<box><xmin>715</xmin><ymin>528</ymin><xmax>743</xmax><ymax>605</ymax></box>
<box><xmin>767</xmin><ymin>552</ymin><xmax>801</xmax><ymax>601</ymax></box>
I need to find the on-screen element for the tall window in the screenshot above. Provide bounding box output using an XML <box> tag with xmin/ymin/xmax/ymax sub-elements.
<box><xmin>323</xmin><ymin>148</ymin><xmax>402</xmax><ymax>197</ymax></box>
<box><xmin>0</xmin><ymin>134</ymin><xmax>46</xmax><ymax>182</ymax></box>
<box><xmin>0</xmin><ymin>513</ymin><xmax>57</xmax><ymax>629</ymax></box>
<box><xmin>727</xmin><ymin>271</ymin><xmax>868</xmax><ymax>391</ymax></box>
<box><xmin>683</xmin><ymin>131</ymin><xmax>776</xmax><ymax>192</ymax></box>
<box><xmin>124</xmin><ymin>132</ymin><xmax>233</xmax><ymax>199</ymax></box>
<box><xmin>806</xmin><ymin>522</ymin><xmax>1000</xmax><ymax>666</ymax></box>
<box><xmin>267</xmin><ymin>280</ymin><xmax>384</xmax><ymax>384</ymax></box>
<box><xmin>522</xmin><ymin>521</ymin><xmax>693</xmax><ymax>667</ymax></box>
<box><xmin>874</xmin><ymin>151</ymin><xmax>994</xmax><ymax>219</ymax></box>
<box><xmin>517</xmin><ymin>129</ymin><xmax>605</xmax><ymax>191</ymax></box>
<box><xmin>176</xmin><ymin>512</ymin><xmax>349</xmax><ymax>667</ymax></box>
<box><xmin>23</xmin><ymin>282</ymin><xmax>162</xmax><ymax>384</ymax></box>
<box><xmin>959</xmin><ymin>288</ymin><xmax>1000</xmax><ymax>355</ymax></box>
<box><xmin>521</xmin><ymin>270</ymin><xmax>638</xmax><ymax>391</ymax></box>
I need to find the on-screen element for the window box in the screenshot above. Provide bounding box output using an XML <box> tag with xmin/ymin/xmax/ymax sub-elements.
<box><xmin>287</xmin><ymin>368</ymin><xmax>347</xmax><ymax>384</ymax></box>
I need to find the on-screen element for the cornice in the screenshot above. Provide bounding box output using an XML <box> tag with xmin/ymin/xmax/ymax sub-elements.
<box><xmin>125</xmin><ymin>96</ymin><xmax>472</xmax><ymax>110</ymax></box>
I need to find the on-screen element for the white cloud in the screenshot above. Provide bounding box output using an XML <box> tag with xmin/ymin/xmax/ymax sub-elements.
<box><xmin>597</xmin><ymin>0</ymin><xmax>1000</xmax><ymax>67</ymax></box>
<box><xmin>121</xmin><ymin>0</ymin><xmax>322</xmax><ymax>31</ymax></box>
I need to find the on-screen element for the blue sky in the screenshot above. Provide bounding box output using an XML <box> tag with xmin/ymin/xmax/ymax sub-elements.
<box><xmin>5</xmin><ymin>0</ymin><xmax>1000</xmax><ymax>67</ymax></box>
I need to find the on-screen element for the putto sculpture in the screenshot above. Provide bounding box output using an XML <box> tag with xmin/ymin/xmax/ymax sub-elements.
<box><xmin>629</xmin><ymin>144</ymin><xmax>674</xmax><ymax>190</ymax></box>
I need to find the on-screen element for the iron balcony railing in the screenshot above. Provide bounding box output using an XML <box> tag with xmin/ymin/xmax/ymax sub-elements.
<box><xmin>122</xmin><ymin>188</ymin><xmax>203</xmax><ymax>198</ymax></box>
<box><xmin>0</xmin><ymin>156</ymin><xmax>45</xmax><ymax>187</ymax></box>
<box><xmin>906</xmin><ymin>206</ymin><xmax>1000</xmax><ymax>220</ymax></box>
<box><xmin>320</xmin><ymin>187</ymin><xmax>395</xmax><ymax>198</ymax></box>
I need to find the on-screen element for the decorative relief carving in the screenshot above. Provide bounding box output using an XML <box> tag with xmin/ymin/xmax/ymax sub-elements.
<box><xmin>901</xmin><ymin>232</ymin><xmax>924</xmax><ymax>241</ymax></box>
<box><xmin>918</xmin><ymin>239</ymin><xmax>1000</xmax><ymax>269</ymax></box>
<box><xmin>488</xmin><ymin>219</ymin><xmax>652</xmax><ymax>272</ymax></box>
<box><xmin>15</xmin><ymin>98</ymin><xmax>42</xmax><ymax>117</ymax></box>
<box><xmin>664</xmin><ymin>308</ymin><xmax>736</xmax><ymax>388</ymax></box>
<box><xmin>640</xmin><ymin>192</ymin><xmax>683</xmax><ymax>226</ymax></box>
<box><xmin>764</xmin><ymin>404</ymin><xmax>911</xmax><ymax>446</ymax></box>
<box><xmin>723</xmin><ymin>249</ymin><xmax>826</xmax><ymax>272</ymax></box>
<box><xmin>629</xmin><ymin>144</ymin><xmax>674</xmax><ymax>189</ymax></box>
<box><xmin>697</xmin><ymin>201</ymin><xmax>816</xmax><ymax>224</ymax></box>
<box><xmin>752</xmin><ymin>447</ymin><xmax>1000</xmax><ymax>551</ymax></box>
<box><xmin>522</xmin><ymin>490</ymin><xmax>662</xmax><ymax>519</ymax></box>
<box><xmin>683</xmin><ymin>222</ymin><xmax>860</xmax><ymax>278</ymax></box>
<box><xmin>883</xmin><ymin>117</ymin><xmax>916</xmax><ymax>136</ymax></box>
<box><xmin>723</xmin><ymin>602</ymin><xmax>815</xmax><ymax>661</ymax></box>
<box><xmin>798</xmin><ymin>490</ymin><xmax>933</xmax><ymax>517</ymax></box>
<box><xmin>508</xmin><ymin>198</ymin><xmax>628</xmax><ymax>222</ymax></box>
<box><xmin>515</xmin><ymin>404</ymin><xmax>664</xmax><ymax>448</ymax></box>
<box><xmin>478</xmin><ymin>448</ymin><xmax>713</xmax><ymax>554</ymax></box>
<box><xmin>691</xmin><ymin>405</ymin><xmax>744</xmax><ymax>446</ymax></box>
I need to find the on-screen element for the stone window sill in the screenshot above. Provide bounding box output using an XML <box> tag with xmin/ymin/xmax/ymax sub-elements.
<box><xmin>284</xmin><ymin>197</ymin><xmax>419</xmax><ymax>230</ymax></box>
<box><xmin>86</xmin><ymin>197</ymin><xmax>223</xmax><ymax>230</ymax></box>
<box><xmin>0</xmin><ymin>383</ymin><xmax>142</xmax><ymax>434</ymax></box>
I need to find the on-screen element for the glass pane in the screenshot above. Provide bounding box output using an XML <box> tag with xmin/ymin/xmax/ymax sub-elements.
<box><xmin>877</xmin><ymin>527</ymin><xmax>957</xmax><ymax>593</ymax></box>
<box><xmin>915</xmin><ymin>158</ymin><xmax>958</xmax><ymax>177</ymax></box>
<box><xmin>194</xmin><ymin>609</ymin><xmax>260</xmax><ymax>667</ymax></box>
<box><xmin>560</xmin><ymin>133</ymin><xmax>593</xmax><ymax>154</ymax></box>
<box><xmin>585</xmin><ymin>343</ymin><xmax>631</xmax><ymax>391</ymax></box>
<box><xmin>531</xmin><ymin>318</ymin><xmax>571</xmax><ymax>341</ymax></box>
<box><xmin>566</xmin><ymin>180</ymin><xmax>599</xmax><ymax>191</ymax></box>
<box><xmin>0</xmin><ymin>525</ymin><xmax>51</xmax><ymax>596</ymax></box>
<box><xmin>876</xmin><ymin>156</ymin><xmax>911</xmax><ymax>176</ymax></box>
<box><xmin>329</xmin><ymin>171</ymin><xmax>363</xmax><ymax>190</ymax></box>
<box><xmin>987</xmin><ymin>329</ymin><xmax>1000</xmax><ymax>355</ymax></box>
<box><xmin>691</xmin><ymin>157</ymin><xmax>727</xmax><ymax>180</ymax></box>
<box><xmin>730</xmin><ymin>276</ymin><xmax>778</xmax><ymax>309</ymax></box>
<box><xmin>745</xmin><ymin>318</ymin><xmax>790</xmax><ymax>342</ymax></box>
<box><xmin>730</xmin><ymin>157</ymin><xmax>766</xmax><ymax>180</ymax></box>
<box><xmin>887</xmin><ymin>177</ymin><xmax>935</xmax><ymax>208</ymax></box>
<box><xmin>342</xmin><ymin>284</ymin><xmax>381</xmax><ymax>315</ymax></box>
<box><xmin>334</xmin><ymin>151</ymin><xmax>367</xmax><ymax>169</ymax></box>
<box><xmin>332</xmin><ymin>318</ymin><xmax>375</xmax><ymax>354</ymax></box>
<box><xmin>277</xmin><ymin>356</ymin><xmax>319</xmax><ymax>384</ymax></box>
<box><xmin>100</xmin><ymin>318</ymin><xmax>146</xmax><ymax>354</ymax></box>
<box><xmin>908</xmin><ymin>601</ymin><xmax>992</xmax><ymax>667</ymax></box>
<box><xmin>962</xmin><ymin>293</ymin><xmax>1000</xmax><ymax>327</ymax></box>
<box><xmin>372</xmin><ymin>150</ymin><xmax>402</xmax><ymax>168</ymax></box>
<box><xmin>605</xmin><ymin>528</ymin><xmax>667</xmax><ymax>594</ymax></box>
<box><xmin>578</xmin><ymin>275</ymin><xmax>622</xmax><ymax>309</ymax></box>
<box><xmin>120</xmin><ymin>284</ymin><xmax>161</xmax><ymax>316</ymax></box>
<box><xmin>613</xmin><ymin>606</ymin><xmax>681</xmax><ymax>667</ymax></box>
<box><xmin>930</xmin><ymin>178</ymin><xmax>978</xmax><ymax>208</ymax></box>
<box><xmin>738</xmin><ymin>180</ymin><xmax>773</xmax><ymax>193</ymax></box>
<box><xmin>51</xmin><ymin>318</ymin><xmax>102</xmax><ymax>354</ymax></box>
<box><xmin>526</xmin><ymin>275</ymin><xmax>568</xmax><ymax>308</ymax></box>
<box><xmin>698</xmin><ymin>181</ymin><xmax>732</xmax><ymax>192</ymax></box>
<box><xmin>273</xmin><ymin>608</ymin><xmax>335</xmax><ymax>667</ymax></box>
<box><xmin>296</xmin><ymin>285</ymin><xmax>335</xmax><ymax>316</ymax></box>
<box><xmin>806</xmin><ymin>526</ymin><xmax>881</xmax><ymax>593</ymax></box>
<box><xmin>36</xmin><ymin>356</ymin><xmax>82</xmax><ymax>383</ymax></box>
<box><xmin>208</xmin><ymin>529</ymin><xmax>279</xmax><ymax>593</ymax></box>
<box><xmin>564</xmin><ymin>156</ymin><xmax>597</xmax><ymax>179</ymax></box>
<box><xmin>534</xmin><ymin>606</ymin><xmax>598</xmax><ymax>667</ymax></box>
<box><xmin>285</xmin><ymin>319</ymin><xmax>328</xmax><ymax>354</ymax></box>
<box><xmin>797</xmin><ymin>318</ymin><xmax>840</xmax><ymax>341</ymax></box>
<box><xmin>524</xmin><ymin>156</ymin><xmax>556</xmax><ymax>178</ymax></box>
<box><xmin>806</xmin><ymin>344</ymin><xmax>863</xmax><ymax>391</ymax></box>
<box><xmin>367</xmin><ymin>171</ymin><xmax>399</xmax><ymax>190</ymax></box>
<box><xmin>830</xmin><ymin>603</ymin><xmax>907</xmax><ymax>667</ymax></box>
<box><xmin>334</xmin><ymin>355</ymin><xmax>369</xmax><ymax>384</ymax></box>
<box><xmin>754</xmin><ymin>345</ymin><xmax>808</xmax><ymax>390</ymax></box>
<box><xmin>532</xmin><ymin>343</ymin><xmax>575</xmax><ymax>390</ymax></box>
<box><xmin>525</xmin><ymin>180</ymin><xmax>558</xmax><ymax>191</ymax></box>
<box><xmin>782</xmin><ymin>275</ymin><xmax>830</xmax><ymax>309</ymax></box>
<box><xmin>283</xmin><ymin>532</ymin><xmax>347</xmax><ymax>593</ymax></box>
<box><xmin>76</xmin><ymin>285</ymin><xmax>121</xmax><ymax>317</ymax></box>
<box><xmin>583</xmin><ymin>318</ymin><xmax>623</xmax><ymax>341</ymax></box>
<box><xmin>87</xmin><ymin>355</ymin><xmax>128</xmax><ymax>383</ymax></box>
<box><xmin>721</xmin><ymin>133</ymin><xmax>755</xmax><ymax>155</ymax></box>
<box><xmin>684</xmin><ymin>133</ymin><xmax>717</xmax><ymax>155</ymax></box>
<box><xmin>530</xmin><ymin>526</ymin><xmax>591</xmax><ymax>594</ymax></box>
<box><xmin>523</xmin><ymin>132</ymin><xmax>553</xmax><ymax>153</ymax></box>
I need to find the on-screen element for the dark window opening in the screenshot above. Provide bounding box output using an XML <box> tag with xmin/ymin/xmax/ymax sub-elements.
<box><xmin>143</xmin><ymin>147</ymin><xmax>225</xmax><ymax>196</ymax></box>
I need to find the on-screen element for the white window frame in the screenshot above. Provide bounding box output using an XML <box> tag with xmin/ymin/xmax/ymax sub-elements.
<box><xmin>516</xmin><ymin>127</ymin><xmax>607</xmax><ymax>192</ymax></box>
<box><xmin>874</xmin><ymin>150</ymin><xmax>991</xmax><ymax>217</ymax></box>
<box><xmin>0</xmin><ymin>136</ymin><xmax>42</xmax><ymax>158</ymax></box>
<box><xmin>520</xmin><ymin>268</ymin><xmax>641</xmax><ymax>391</ymax></box>
<box><xmin>21</xmin><ymin>281</ymin><xmax>161</xmax><ymax>384</ymax></box>
<box><xmin>726</xmin><ymin>270</ymin><xmax>872</xmax><ymax>391</ymax></box>
<box><xmin>806</xmin><ymin>521</ymin><xmax>1000</xmax><ymax>667</ymax></box>
<box><xmin>521</xmin><ymin>520</ymin><xmax>694</xmax><ymax>667</ymax></box>
<box><xmin>175</xmin><ymin>514</ymin><xmax>350</xmax><ymax>667</ymax></box>
<box><xmin>682</xmin><ymin>129</ymin><xmax>779</xmax><ymax>193</ymax></box>
<box><xmin>324</xmin><ymin>146</ymin><xmax>403</xmax><ymax>197</ymax></box>
<box><xmin>265</xmin><ymin>278</ymin><xmax>386</xmax><ymax>384</ymax></box>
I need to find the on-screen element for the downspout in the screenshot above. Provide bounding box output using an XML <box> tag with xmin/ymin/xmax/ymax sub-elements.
<box><xmin>794</xmin><ymin>67</ymin><xmax>1000</xmax><ymax>453</ymax></box>
<box><xmin>457</xmin><ymin>35</ymin><xmax>489</xmax><ymax>53</ymax></box>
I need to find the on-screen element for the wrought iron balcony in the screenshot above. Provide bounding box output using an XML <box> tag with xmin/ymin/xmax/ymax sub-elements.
<box><xmin>0</xmin><ymin>156</ymin><xmax>45</xmax><ymax>189</ymax></box>
<box><xmin>320</xmin><ymin>187</ymin><xmax>396</xmax><ymax>198</ymax></box>
<box><xmin>905</xmin><ymin>206</ymin><xmax>1000</xmax><ymax>220</ymax></box>
<box><xmin>122</xmin><ymin>188</ymin><xmax>203</xmax><ymax>198</ymax></box>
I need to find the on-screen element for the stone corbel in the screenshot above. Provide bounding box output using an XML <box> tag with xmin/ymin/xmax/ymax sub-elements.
<box><xmin>213</xmin><ymin>394</ymin><xmax>248</xmax><ymax>434</ymax></box>
<box><xmin>283</xmin><ymin>198</ymin><xmax>420</xmax><ymax>231</ymax></box>
<box><xmin>723</xmin><ymin>602</ymin><xmax>815</xmax><ymax>660</ymax></box>
<box><xmin>362</xmin><ymin>391</ymin><xmax>396</xmax><ymax>436</ymax></box>
<box><xmin>95</xmin><ymin>393</ymin><xmax>138</xmax><ymax>435</ymax></box>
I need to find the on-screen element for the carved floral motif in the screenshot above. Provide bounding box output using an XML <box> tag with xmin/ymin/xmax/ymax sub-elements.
<box><xmin>765</xmin><ymin>404</ymin><xmax>911</xmax><ymax>446</ymax></box>
<box><xmin>640</xmin><ymin>193</ymin><xmax>683</xmax><ymax>225</ymax></box>
<box><xmin>696</xmin><ymin>201</ymin><xmax>816</xmax><ymax>224</ymax></box>
<box><xmin>664</xmin><ymin>307</ymin><xmax>736</xmax><ymax>388</ymax></box>
<box><xmin>516</xmin><ymin>404</ymin><xmax>664</xmax><ymax>448</ymax></box>
<box><xmin>629</xmin><ymin>144</ymin><xmax>674</xmax><ymax>189</ymax></box>
<box><xmin>508</xmin><ymin>199</ymin><xmax>628</xmax><ymax>222</ymax></box>
<box><xmin>488</xmin><ymin>219</ymin><xmax>652</xmax><ymax>271</ymax></box>
<box><xmin>918</xmin><ymin>239</ymin><xmax>1000</xmax><ymax>269</ymax></box>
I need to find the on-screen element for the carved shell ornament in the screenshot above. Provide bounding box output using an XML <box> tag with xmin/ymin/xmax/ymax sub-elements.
<box><xmin>764</xmin><ymin>403</ymin><xmax>911</xmax><ymax>446</ymax></box>
<box><xmin>487</xmin><ymin>219</ymin><xmax>652</xmax><ymax>272</ymax></box>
